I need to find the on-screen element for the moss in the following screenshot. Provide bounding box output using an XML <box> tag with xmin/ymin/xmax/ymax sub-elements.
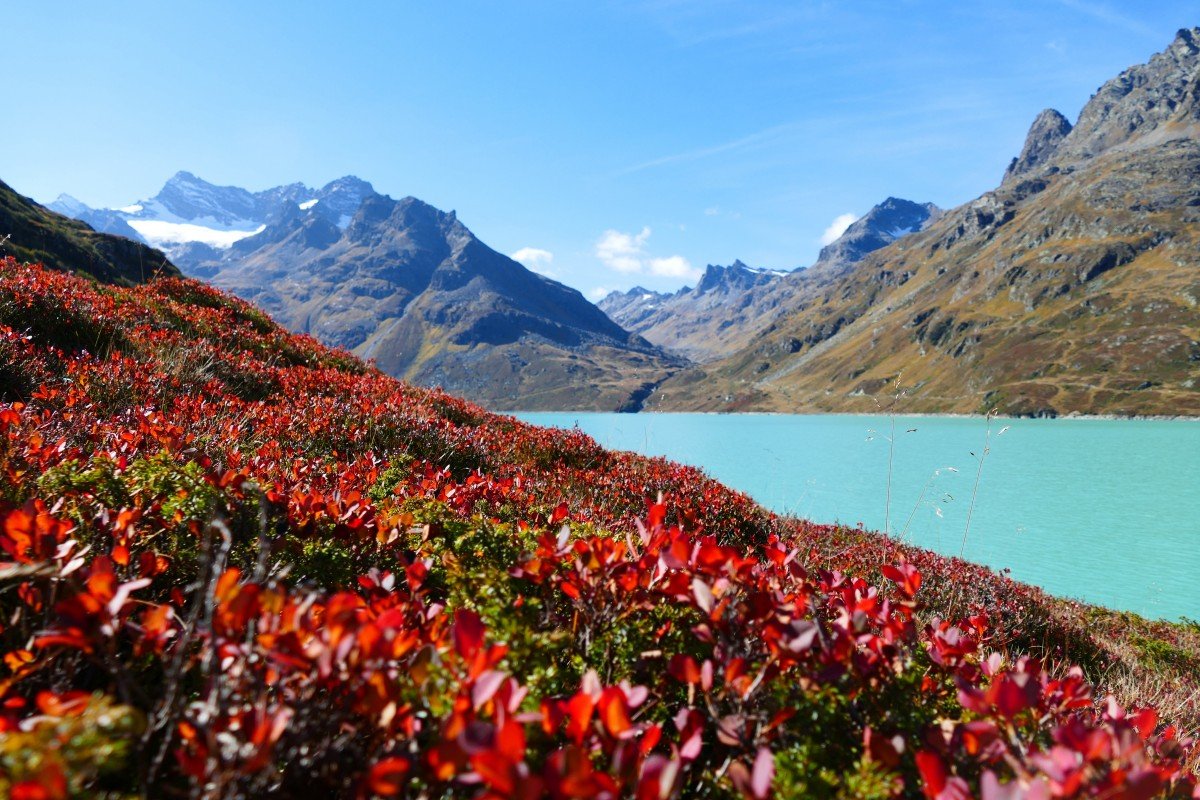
<box><xmin>366</xmin><ymin>459</ymin><xmax>415</xmax><ymax>505</ymax></box>
<box><xmin>1131</xmin><ymin>633</ymin><xmax>1200</xmax><ymax>673</ymax></box>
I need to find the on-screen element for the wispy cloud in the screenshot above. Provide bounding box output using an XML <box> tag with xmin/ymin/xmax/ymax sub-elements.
<box><xmin>594</xmin><ymin>226</ymin><xmax>700</xmax><ymax>280</ymax></box>
<box><xmin>819</xmin><ymin>212</ymin><xmax>858</xmax><ymax>245</ymax></box>
<box><xmin>510</xmin><ymin>246</ymin><xmax>556</xmax><ymax>276</ymax></box>
<box><xmin>615</xmin><ymin>121</ymin><xmax>802</xmax><ymax>176</ymax></box>
<box><xmin>1057</xmin><ymin>0</ymin><xmax>1161</xmax><ymax>40</ymax></box>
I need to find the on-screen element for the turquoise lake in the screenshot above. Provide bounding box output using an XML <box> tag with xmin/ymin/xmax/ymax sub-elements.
<box><xmin>515</xmin><ymin>413</ymin><xmax>1200</xmax><ymax>622</ymax></box>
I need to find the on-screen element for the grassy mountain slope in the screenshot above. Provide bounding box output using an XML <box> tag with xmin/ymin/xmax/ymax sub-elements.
<box><xmin>651</xmin><ymin>31</ymin><xmax>1200</xmax><ymax>417</ymax></box>
<box><xmin>0</xmin><ymin>256</ymin><xmax>1196</xmax><ymax>798</ymax></box>
<box><xmin>0</xmin><ymin>179</ymin><xmax>177</xmax><ymax>285</ymax></box>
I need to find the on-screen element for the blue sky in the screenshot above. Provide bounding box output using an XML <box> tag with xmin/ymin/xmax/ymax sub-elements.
<box><xmin>5</xmin><ymin>1</ymin><xmax>1198</xmax><ymax>298</ymax></box>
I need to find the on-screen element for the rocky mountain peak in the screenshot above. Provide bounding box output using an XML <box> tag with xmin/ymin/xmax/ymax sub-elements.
<box><xmin>1166</xmin><ymin>27</ymin><xmax>1200</xmax><ymax>64</ymax></box>
<box><xmin>304</xmin><ymin>176</ymin><xmax>377</xmax><ymax>228</ymax></box>
<box><xmin>694</xmin><ymin>260</ymin><xmax>782</xmax><ymax>295</ymax></box>
<box><xmin>811</xmin><ymin>197</ymin><xmax>940</xmax><ymax>277</ymax></box>
<box><xmin>47</xmin><ymin>193</ymin><xmax>89</xmax><ymax>216</ymax></box>
<box><xmin>152</xmin><ymin>171</ymin><xmax>260</xmax><ymax>225</ymax></box>
<box><xmin>321</xmin><ymin>175</ymin><xmax>374</xmax><ymax>195</ymax></box>
<box><xmin>1003</xmin><ymin>109</ymin><xmax>1073</xmax><ymax>184</ymax></box>
<box><xmin>1047</xmin><ymin>26</ymin><xmax>1200</xmax><ymax>164</ymax></box>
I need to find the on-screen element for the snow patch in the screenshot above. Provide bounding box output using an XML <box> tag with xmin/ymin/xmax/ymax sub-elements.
<box><xmin>298</xmin><ymin>199</ymin><xmax>319</xmax><ymax>210</ymax></box>
<box><xmin>116</xmin><ymin>204</ymin><xmax>144</xmax><ymax>214</ymax></box>
<box><xmin>127</xmin><ymin>219</ymin><xmax>265</xmax><ymax>249</ymax></box>
<box><xmin>888</xmin><ymin>226</ymin><xmax>914</xmax><ymax>237</ymax></box>
<box><xmin>337</xmin><ymin>214</ymin><xmax>352</xmax><ymax>229</ymax></box>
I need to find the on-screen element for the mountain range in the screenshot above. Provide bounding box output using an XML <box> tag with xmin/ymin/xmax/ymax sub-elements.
<box><xmin>50</xmin><ymin>174</ymin><xmax>681</xmax><ymax>411</ymax></box>
<box><xmin>599</xmin><ymin>198</ymin><xmax>941</xmax><ymax>363</ymax></box>
<box><xmin>37</xmin><ymin>27</ymin><xmax>1200</xmax><ymax>418</ymax></box>
<box><xmin>643</xmin><ymin>28</ymin><xmax>1200</xmax><ymax>417</ymax></box>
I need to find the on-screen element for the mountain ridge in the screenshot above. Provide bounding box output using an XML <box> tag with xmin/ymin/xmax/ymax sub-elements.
<box><xmin>50</xmin><ymin>171</ymin><xmax>681</xmax><ymax>411</ymax></box>
<box><xmin>600</xmin><ymin>197</ymin><xmax>939</xmax><ymax>363</ymax></box>
<box><xmin>647</xmin><ymin>28</ymin><xmax>1200</xmax><ymax>417</ymax></box>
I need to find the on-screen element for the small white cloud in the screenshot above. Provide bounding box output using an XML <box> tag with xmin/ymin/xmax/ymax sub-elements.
<box><xmin>594</xmin><ymin>226</ymin><xmax>697</xmax><ymax>279</ymax></box>
<box><xmin>587</xmin><ymin>286</ymin><xmax>613</xmax><ymax>301</ymax></box>
<box><xmin>510</xmin><ymin>246</ymin><xmax>556</xmax><ymax>276</ymax></box>
<box><xmin>704</xmin><ymin>207</ymin><xmax>720</xmax><ymax>216</ymax></box>
<box><xmin>820</xmin><ymin>212</ymin><xmax>858</xmax><ymax>245</ymax></box>
<box><xmin>595</xmin><ymin>227</ymin><xmax>651</xmax><ymax>273</ymax></box>
<box><xmin>648</xmin><ymin>255</ymin><xmax>699</xmax><ymax>279</ymax></box>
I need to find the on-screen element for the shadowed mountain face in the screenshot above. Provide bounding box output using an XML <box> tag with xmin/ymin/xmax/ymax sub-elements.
<box><xmin>650</xmin><ymin>28</ymin><xmax>1200</xmax><ymax>417</ymax></box>
<box><xmin>600</xmin><ymin>200</ymin><xmax>939</xmax><ymax>363</ymax></box>
<box><xmin>1</xmin><ymin>180</ymin><xmax>176</xmax><ymax>285</ymax></box>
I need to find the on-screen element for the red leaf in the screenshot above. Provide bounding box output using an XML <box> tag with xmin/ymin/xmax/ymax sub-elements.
<box><xmin>599</xmin><ymin>687</ymin><xmax>632</xmax><ymax>736</ymax></box>
<box><xmin>915</xmin><ymin>750</ymin><xmax>947</xmax><ymax>797</ymax></box>
<box><xmin>367</xmin><ymin>757</ymin><xmax>411</xmax><ymax>796</ymax></box>
<box><xmin>566</xmin><ymin>692</ymin><xmax>595</xmax><ymax>743</ymax></box>
<box><xmin>496</xmin><ymin>719</ymin><xmax>526</xmax><ymax>763</ymax></box>
<box><xmin>453</xmin><ymin>608</ymin><xmax>486</xmax><ymax>659</ymax></box>
<box><xmin>667</xmin><ymin>654</ymin><xmax>701</xmax><ymax>684</ymax></box>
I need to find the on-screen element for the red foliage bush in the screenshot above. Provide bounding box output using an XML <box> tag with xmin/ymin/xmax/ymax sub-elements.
<box><xmin>0</xmin><ymin>259</ymin><xmax>1193</xmax><ymax>798</ymax></box>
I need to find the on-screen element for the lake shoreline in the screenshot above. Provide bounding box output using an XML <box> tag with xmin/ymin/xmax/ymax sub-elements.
<box><xmin>509</xmin><ymin>409</ymin><xmax>1200</xmax><ymax>422</ymax></box>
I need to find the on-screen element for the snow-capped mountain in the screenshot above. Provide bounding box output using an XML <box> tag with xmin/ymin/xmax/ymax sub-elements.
<box><xmin>48</xmin><ymin>171</ymin><xmax>377</xmax><ymax>260</ymax></box>
<box><xmin>49</xmin><ymin>171</ymin><xmax>681</xmax><ymax>411</ymax></box>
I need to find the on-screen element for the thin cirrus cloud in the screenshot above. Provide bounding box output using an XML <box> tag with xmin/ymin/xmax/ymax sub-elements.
<box><xmin>819</xmin><ymin>212</ymin><xmax>858</xmax><ymax>245</ymax></box>
<box><xmin>594</xmin><ymin>226</ymin><xmax>700</xmax><ymax>280</ymax></box>
<box><xmin>510</xmin><ymin>246</ymin><xmax>556</xmax><ymax>276</ymax></box>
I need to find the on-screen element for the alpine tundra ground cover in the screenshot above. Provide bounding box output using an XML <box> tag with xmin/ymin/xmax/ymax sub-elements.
<box><xmin>0</xmin><ymin>257</ymin><xmax>1197</xmax><ymax>798</ymax></box>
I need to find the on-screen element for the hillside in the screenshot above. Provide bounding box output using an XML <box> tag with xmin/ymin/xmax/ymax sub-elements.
<box><xmin>0</xmin><ymin>256</ymin><xmax>1197</xmax><ymax>798</ymax></box>
<box><xmin>650</xmin><ymin>29</ymin><xmax>1200</xmax><ymax>416</ymax></box>
<box><xmin>0</xmin><ymin>179</ymin><xmax>176</xmax><ymax>285</ymax></box>
<box><xmin>600</xmin><ymin>199</ymin><xmax>939</xmax><ymax>363</ymax></box>
<box><xmin>50</xmin><ymin>172</ymin><xmax>680</xmax><ymax>412</ymax></box>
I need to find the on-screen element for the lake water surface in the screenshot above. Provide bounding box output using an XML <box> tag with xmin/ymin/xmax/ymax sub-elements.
<box><xmin>516</xmin><ymin>413</ymin><xmax>1200</xmax><ymax>621</ymax></box>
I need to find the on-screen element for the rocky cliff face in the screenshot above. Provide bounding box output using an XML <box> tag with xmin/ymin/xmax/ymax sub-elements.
<box><xmin>650</xmin><ymin>29</ymin><xmax>1200</xmax><ymax>417</ymax></box>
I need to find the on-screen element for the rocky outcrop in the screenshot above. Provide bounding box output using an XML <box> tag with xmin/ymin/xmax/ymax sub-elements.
<box><xmin>1003</xmin><ymin>109</ymin><xmax>1073</xmax><ymax>184</ymax></box>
